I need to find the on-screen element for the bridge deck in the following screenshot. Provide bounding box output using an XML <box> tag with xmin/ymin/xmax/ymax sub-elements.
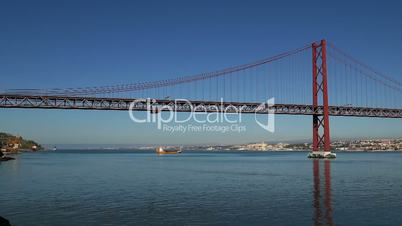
<box><xmin>1</xmin><ymin>94</ymin><xmax>402</xmax><ymax>118</ymax></box>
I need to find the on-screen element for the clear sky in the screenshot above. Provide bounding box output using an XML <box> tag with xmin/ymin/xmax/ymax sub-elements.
<box><xmin>1</xmin><ymin>0</ymin><xmax>402</xmax><ymax>146</ymax></box>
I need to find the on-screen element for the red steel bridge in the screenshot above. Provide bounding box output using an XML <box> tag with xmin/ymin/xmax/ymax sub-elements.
<box><xmin>1</xmin><ymin>40</ymin><xmax>402</xmax><ymax>153</ymax></box>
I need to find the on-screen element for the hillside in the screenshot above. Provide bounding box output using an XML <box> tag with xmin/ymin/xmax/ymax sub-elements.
<box><xmin>0</xmin><ymin>132</ymin><xmax>42</xmax><ymax>152</ymax></box>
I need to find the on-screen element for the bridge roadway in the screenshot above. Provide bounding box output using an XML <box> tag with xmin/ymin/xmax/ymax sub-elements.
<box><xmin>1</xmin><ymin>94</ymin><xmax>402</xmax><ymax>118</ymax></box>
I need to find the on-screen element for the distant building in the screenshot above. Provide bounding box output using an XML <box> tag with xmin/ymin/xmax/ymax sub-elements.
<box><xmin>246</xmin><ymin>142</ymin><xmax>270</xmax><ymax>151</ymax></box>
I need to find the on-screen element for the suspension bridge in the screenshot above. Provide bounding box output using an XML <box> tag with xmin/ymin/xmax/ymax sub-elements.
<box><xmin>1</xmin><ymin>39</ymin><xmax>402</xmax><ymax>157</ymax></box>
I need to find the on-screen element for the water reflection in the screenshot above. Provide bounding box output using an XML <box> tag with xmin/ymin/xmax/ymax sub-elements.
<box><xmin>313</xmin><ymin>159</ymin><xmax>333</xmax><ymax>226</ymax></box>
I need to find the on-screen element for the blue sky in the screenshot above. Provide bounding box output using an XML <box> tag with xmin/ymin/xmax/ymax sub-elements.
<box><xmin>1</xmin><ymin>0</ymin><xmax>402</xmax><ymax>146</ymax></box>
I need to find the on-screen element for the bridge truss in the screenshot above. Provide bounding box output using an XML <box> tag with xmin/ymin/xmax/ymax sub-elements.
<box><xmin>1</xmin><ymin>94</ymin><xmax>401</xmax><ymax>118</ymax></box>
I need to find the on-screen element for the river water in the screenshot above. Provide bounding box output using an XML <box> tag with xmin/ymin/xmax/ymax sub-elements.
<box><xmin>1</xmin><ymin>151</ymin><xmax>402</xmax><ymax>226</ymax></box>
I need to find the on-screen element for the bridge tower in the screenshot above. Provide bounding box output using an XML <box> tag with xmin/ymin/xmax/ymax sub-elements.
<box><xmin>309</xmin><ymin>40</ymin><xmax>335</xmax><ymax>158</ymax></box>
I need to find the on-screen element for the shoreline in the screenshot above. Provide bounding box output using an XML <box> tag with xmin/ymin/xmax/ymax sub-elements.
<box><xmin>10</xmin><ymin>149</ymin><xmax>402</xmax><ymax>153</ymax></box>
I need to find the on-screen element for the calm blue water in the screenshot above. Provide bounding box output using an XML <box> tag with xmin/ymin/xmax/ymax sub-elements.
<box><xmin>1</xmin><ymin>151</ymin><xmax>402</xmax><ymax>226</ymax></box>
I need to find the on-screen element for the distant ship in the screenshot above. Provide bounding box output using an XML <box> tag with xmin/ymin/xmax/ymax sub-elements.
<box><xmin>155</xmin><ymin>146</ymin><xmax>182</xmax><ymax>155</ymax></box>
<box><xmin>52</xmin><ymin>146</ymin><xmax>57</xmax><ymax>151</ymax></box>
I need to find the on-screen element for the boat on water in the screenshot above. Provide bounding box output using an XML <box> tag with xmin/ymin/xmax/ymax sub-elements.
<box><xmin>0</xmin><ymin>156</ymin><xmax>15</xmax><ymax>161</ymax></box>
<box><xmin>0</xmin><ymin>150</ymin><xmax>15</xmax><ymax>161</ymax></box>
<box><xmin>155</xmin><ymin>146</ymin><xmax>182</xmax><ymax>155</ymax></box>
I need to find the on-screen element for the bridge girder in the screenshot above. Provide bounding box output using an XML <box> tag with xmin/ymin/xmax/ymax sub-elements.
<box><xmin>1</xmin><ymin>94</ymin><xmax>402</xmax><ymax>118</ymax></box>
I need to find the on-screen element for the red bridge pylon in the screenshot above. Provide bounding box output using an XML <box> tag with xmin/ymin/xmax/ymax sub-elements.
<box><xmin>310</xmin><ymin>40</ymin><xmax>335</xmax><ymax>158</ymax></box>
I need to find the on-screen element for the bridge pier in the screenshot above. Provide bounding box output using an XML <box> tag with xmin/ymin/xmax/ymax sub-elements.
<box><xmin>308</xmin><ymin>151</ymin><xmax>336</xmax><ymax>159</ymax></box>
<box><xmin>310</xmin><ymin>40</ymin><xmax>335</xmax><ymax>159</ymax></box>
